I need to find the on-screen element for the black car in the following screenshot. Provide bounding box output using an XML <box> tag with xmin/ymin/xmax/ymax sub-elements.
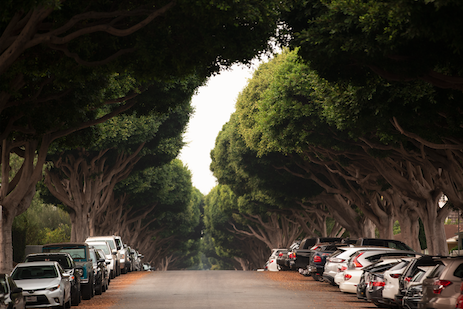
<box><xmin>290</xmin><ymin>237</ymin><xmax>343</xmax><ymax>271</ymax></box>
<box><xmin>89</xmin><ymin>248</ymin><xmax>109</xmax><ymax>295</ymax></box>
<box><xmin>355</xmin><ymin>238</ymin><xmax>414</xmax><ymax>251</ymax></box>
<box><xmin>306</xmin><ymin>243</ymin><xmax>343</xmax><ymax>281</ymax></box>
<box><xmin>394</xmin><ymin>255</ymin><xmax>444</xmax><ymax>307</ymax></box>
<box><xmin>24</xmin><ymin>252</ymin><xmax>82</xmax><ymax>306</ymax></box>
<box><xmin>0</xmin><ymin>273</ymin><xmax>25</xmax><ymax>309</ymax></box>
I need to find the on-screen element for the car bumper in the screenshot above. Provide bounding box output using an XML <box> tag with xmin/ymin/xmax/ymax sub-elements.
<box><xmin>22</xmin><ymin>289</ymin><xmax>64</xmax><ymax>308</ymax></box>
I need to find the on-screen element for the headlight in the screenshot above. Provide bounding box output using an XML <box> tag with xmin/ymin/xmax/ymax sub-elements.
<box><xmin>48</xmin><ymin>285</ymin><xmax>60</xmax><ymax>291</ymax></box>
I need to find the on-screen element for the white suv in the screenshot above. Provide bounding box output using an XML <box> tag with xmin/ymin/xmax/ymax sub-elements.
<box><xmin>114</xmin><ymin>236</ymin><xmax>129</xmax><ymax>274</ymax></box>
<box><xmin>85</xmin><ymin>236</ymin><xmax>121</xmax><ymax>277</ymax></box>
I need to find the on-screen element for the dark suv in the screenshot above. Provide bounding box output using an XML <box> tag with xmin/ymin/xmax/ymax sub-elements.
<box><xmin>42</xmin><ymin>242</ymin><xmax>94</xmax><ymax>300</ymax></box>
<box><xmin>24</xmin><ymin>252</ymin><xmax>82</xmax><ymax>305</ymax></box>
<box><xmin>355</xmin><ymin>238</ymin><xmax>414</xmax><ymax>251</ymax></box>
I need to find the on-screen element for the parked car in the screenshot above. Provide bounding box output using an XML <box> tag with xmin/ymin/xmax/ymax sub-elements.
<box><xmin>278</xmin><ymin>241</ymin><xmax>300</xmax><ymax>271</ymax></box>
<box><xmin>356</xmin><ymin>238</ymin><xmax>415</xmax><ymax>251</ymax></box>
<box><xmin>338</xmin><ymin>249</ymin><xmax>417</xmax><ymax>293</ymax></box>
<box><xmin>89</xmin><ymin>248</ymin><xmax>109</xmax><ymax>295</ymax></box>
<box><xmin>324</xmin><ymin>246</ymin><xmax>394</xmax><ymax>286</ymax></box>
<box><xmin>290</xmin><ymin>237</ymin><xmax>343</xmax><ymax>271</ymax></box>
<box><xmin>418</xmin><ymin>256</ymin><xmax>463</xmax><ymax>309</ymax></box>
<box><xmin>11</xmin><ymin>261</ymin><xmax>71</xmax><ymax>309</ymax></box>
<box><xmin>0</xmin><ymin>273</ymin><xmax>25</xmax><ymax>309</ymax></box>
<box><xmin>265</xmin><ymin>249</ymin><xmax>287</xmax><ymax>271</ymax></box>
<box><xmin>24</xmin><ymin>252</ymin><xmax>82</xmax><ymax>305</ymax></box>
<box><xmin>394</xmin><ymin>255</ymin><xmax>445</xmax><ymax>307</ymax></box>
<box><xmin>113</xmin><ymin>236</ymin><xmax>129</xmax><ymax>274</ymax></box>
<box><xmin>403</xmin><ymin>269</ymin><xmax>435</xmax><ymax>309</ymax></box>
<box><xmin>129</xmin><ymin>249</ymin><xmax>142</xmax><ymax>271</ymax></box>
<box><xmin>86</xmin><ymin>236</ymin><xmax>121</xmax><ymax>277</ymax></box>
<box><xmin>42</xmin><ymin>242</ymin><xmax>95</xmax><ymax>300</ymax></box>
<box><xmin>306</xmin><ymin>243</ymin><xmax>343</xmax><ymax>280</ymax></box>
<box><xmin>455</xmin><ymin>282</ymin><xmax>463</xmax><ymax>309</ymax></box>
<box><xmin>95</xmin><ymin>248</ymin><xmax>111</xmax><ymax>287</ymax></box>
<box><xmin>362</xmin><ymin>258</ymin><xmax>405</xmax><ymax>306</ymax></box>
<box><xmin>379</xmin><ymin>257</ymin><xmax>415</xmax><ymax>307</ymax></box>
<box><xmin>85</xmin><ymin>240</ymin><xmax>116</xmax><ymax>280</ymax></box>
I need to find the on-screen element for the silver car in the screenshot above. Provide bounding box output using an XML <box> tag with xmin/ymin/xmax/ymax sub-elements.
<box><xmin>86</xmin><ymin>240</ymin><xmax>116</xmax><ymax>280</ymax></box>
<box><xmin>11</xmin><ymin>261</ymin><xmax>71</xmax><ymax>309</ymax></box>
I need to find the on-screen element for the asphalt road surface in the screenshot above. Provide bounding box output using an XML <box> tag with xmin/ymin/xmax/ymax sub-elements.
<box><xmin>111</xmin><ymin>271</ymin><xmax>376</xmax><ymax>309</ymax></box>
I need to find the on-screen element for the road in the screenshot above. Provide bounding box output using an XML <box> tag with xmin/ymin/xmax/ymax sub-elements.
<box><xmin>110</xmin><ymin>271</ymin><xmax>376</xmax><ymax>309</ymax></box>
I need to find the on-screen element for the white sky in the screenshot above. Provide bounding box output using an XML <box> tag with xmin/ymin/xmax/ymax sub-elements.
<box><xmin>178</xmin><ymin>63</ymin><xmax>259</xmax><ymax>195</ymax></box>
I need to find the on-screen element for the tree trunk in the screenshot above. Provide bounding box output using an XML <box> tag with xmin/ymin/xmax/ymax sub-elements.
<box><xmin>69</xmin><ymin>207</ymin><xmax>91</xmax><ymax>242</ymax></box>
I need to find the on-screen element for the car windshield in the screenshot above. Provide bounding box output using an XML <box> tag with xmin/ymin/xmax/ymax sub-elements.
<box><xmin>43</xmin><ymin>247</ymin><xmax>86</xmax><ymax>262</ymax></box>
<box><xmin>92</xmin><ymin>244</ymin><xmax>110</xmax><ymax>255</ymax></box>
<box><xmin>12</xmin><ymin>266</ymin><xmax>57</xmax><ymax>280</ymax></box>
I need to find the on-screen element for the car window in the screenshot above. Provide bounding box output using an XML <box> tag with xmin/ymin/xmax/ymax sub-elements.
<box><xmin>12</xmin><ymin>265</ymin><xmax>58</xmax><ymax>280</ymax></box>
<box><xmin>427</xmin><ymin>264</ymin><xmax>446</xmax><ymax>278</ymax></box>
<box><xmin>44</xmin><ymin>247</ymin><xmax>87</xmax><ymax>261</ymax></box>
<box><xmin>453</xmin><ymin>263</ymin><xmax>463</xmax><ymax>278</ymax></box>
<box><xmin>0</xmin><ymin>277</ymin><xmax>7</xmax><ymax>294</ymax></box>
<box><xmin>92</xmin><ymin>244</ymin><xmax>110</xmax><ymax>255</ymax></box>
<box><xmin>366</xmin><ymin>239</ymin><xmax>386</xmax><ymax>247</ymax></box>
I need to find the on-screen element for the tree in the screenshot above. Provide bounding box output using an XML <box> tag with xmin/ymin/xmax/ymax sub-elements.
<box><xmin>281</xmin><ymin>0</ymin><xmax>463</xmax><ymax>90</ymax></box>
<box><xmin>0</xmin><ymin>0</ymin><xmax>286</xmax><ymax>272</ymax></box>
<box><xmin>43</xmin><ymin>78</ymin><xmax>196</xmax><ymax>242</ymax></box>
<box><xmin>234</xmin><ymin>49</ymin><xmax>452</xmax><ymax>253</ymax></box>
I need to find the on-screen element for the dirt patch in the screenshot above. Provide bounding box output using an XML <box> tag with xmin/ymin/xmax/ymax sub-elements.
<box><xmin>78</xmin><ymin>271</ymin><xmax>149</xmax><ymax>309</ymax></box>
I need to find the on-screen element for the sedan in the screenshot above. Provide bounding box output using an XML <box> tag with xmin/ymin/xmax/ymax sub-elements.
<box><xmin>0</xmin><ymin>273</ymin><xmax>25</xmax><ymax>309</ymax></box>
<box><xmin>11</xmin><ymin>261</ymin><xmax>71</xmax><ymax>309</ymax></box>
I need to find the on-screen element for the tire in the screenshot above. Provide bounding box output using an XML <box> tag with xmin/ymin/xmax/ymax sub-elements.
<box><xmin>71</xmin><ymin>285</ymin><xmax>80</xmax><ymax>306</ymax></box>
<box><xmin>95</xmin><ymin>279</ymin><xmax>103</xmax><ymax>295</ymax></box>
<box><xmin>81</xmin><ymin>283</ymin><xmax>92</xmax><ymax>300</ymax></box>
<box><xmin>65</xmin><ymin>293</ymin><xmax>72</xmax><ymax>309</ymax></box>
<box><xmin>110</xmin><ymin>269</ymin><xmax>115</xmax><ymax>279</ymax></box>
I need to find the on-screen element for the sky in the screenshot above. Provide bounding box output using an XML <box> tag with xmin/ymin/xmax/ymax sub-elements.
<box><xmin>178</xmin><ymin>63</ymin><xmax>259</xmax><ymax>195</ymax></box>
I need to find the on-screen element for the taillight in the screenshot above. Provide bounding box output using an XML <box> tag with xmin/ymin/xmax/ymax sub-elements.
<box><xmin>311</xmin><ymin>245</ymin><xmax>320</xmax><ymax>250</ymax></box>
<box><xmin>313</xmin><ymin>256</ymin><xmax>322</xmax><ymax>263</ymax></box>
<box><xmin>371</xmin><ymin>281</ymin><xmax>386</xmax><ymax>287</ymax></box>
<box><xmin>352</xmin><ymin>252</ymin><xmax>364</xmax><ymax>268</ymax></box>
<box><xmin>344</xmin><ymin>273</ymin><xmax>352</xmax><ymax>280</ymax></box>
<box><xmin>339</xmin><ymin>266</ymin><xmax>347</xmax><ymax>272</ymax></box>
<box><xmin>405</xmin><ymin>277</ymin><xmax>411</xmax><ymax>282</ymax></box>
<box><xmin>279</xmin><ymin>252</ymin><xmax>283</xmax><ymax>257</ymax></box>
<box><xmin>433</xmin><ymin>280</ymin><xmax>452</xmax><ymax>294</ymax></box>
<box><xmin>330</xmin><ymin>257</ymin><xmax>345</xmax><ymax>263</ymax></box>
<box><xmin>389</xmin><ymin>274</ymin><xmax>401</xmax><ymax>279</ymax></box>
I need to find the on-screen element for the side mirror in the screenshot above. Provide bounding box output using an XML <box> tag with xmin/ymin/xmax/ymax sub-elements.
<box><xmin>112</xmin><ymin>250</ymin><xmax>118</xmax><ymax>255</ymax></box>
<box><xmin>62</xmin><ymin>273</ymin><xmax>70</xmax><ymax>278</ymax></box>
<box><xmin>98</xmin><ymin>258</ymin><xmax>105</xmax><ymax>263</ymax></box>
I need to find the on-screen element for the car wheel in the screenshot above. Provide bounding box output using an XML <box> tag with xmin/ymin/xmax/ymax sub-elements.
<box><xmin>71</xmin><ymin>286</ymin><xmax>80</xmax><ymax>306</ymax></box>
<box><xmin>95</xmin><ymin>278</ymin><xmax>103</xmax><ymax>295</ymax></box>
<box><xmin>81</xmin><ymin>283</ymin><xmax>92</xmax><ymax>300</ymax></box>
<box><xmin>65</xmin><ymin>293</ymin><xmax>72</xmax><ymax>308</ymax></box>
<box><xmin>110</xmin><ymin>269</ymin><xmax>115</xmax><ymax>279</ymax></box>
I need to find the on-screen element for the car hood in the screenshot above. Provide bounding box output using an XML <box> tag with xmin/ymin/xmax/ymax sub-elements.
<box><xmin>15</xmin><ymin>278</ymin><xmax>61</xmax><ymax>290</ymax></box>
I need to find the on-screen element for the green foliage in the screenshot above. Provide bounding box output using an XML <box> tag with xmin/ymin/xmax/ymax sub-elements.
<box><xmin>12</xmin><ymin>195</ymin><xmax>71</xmax><ymax>262</ymax></box>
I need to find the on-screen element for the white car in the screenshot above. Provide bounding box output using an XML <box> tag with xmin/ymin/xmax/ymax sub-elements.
<box><xmin>381</xmin><ymin>258</ymin><xmax>415</xmax><ymax>305</ymax></box>
<box><xmin>86</xmin><ymin>235</ymin><xmax>121</xmax><ymax>277</ymax></box>
<box><xmin>324</xmin><ymin>246</ymin><xmax>395</xmax><ymax>285</ymax></box>
<box><xmin>266</xmin><ymin>249</ymin><xmax>286</xmax><ymax>271</ymax></box>
<box><xmin>86</xmin><ymin>240</ymin><xmax>116</xmax><ymax>280</ymax></box>
<box><xmin>11</xmin><ymin>261</ymin><xmax>72</xmax><ymax>309</ymax></box>
<box><xmin>338</xmin><ymin>249</ymin><xmax>417</xmax><ymax>293</ymax></box>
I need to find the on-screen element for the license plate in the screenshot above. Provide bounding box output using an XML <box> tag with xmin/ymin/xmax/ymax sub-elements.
<box><xmin>26</xmin><ymin>296</ymin><xmax>37</xmax><ymax>302</ymax></box>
